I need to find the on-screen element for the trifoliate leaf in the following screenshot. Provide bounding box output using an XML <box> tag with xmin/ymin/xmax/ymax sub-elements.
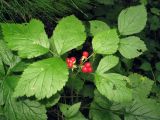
<box><xmin>96</xmin><ymin>55</ymin><xmax>119</xmax><ymax>74</ymax></box>
<box><xmin>119</xmin><ymin>36</ymin><xmax>147</xmax><ymax>59</ymax></box>
<box><xmin>95</xmin><ymin>73</ymin><xmax>132</xmax><ymax>103</ymax></box>
<box><xmin>14</xmin><ymin>57</ymin><xmax>69</xmax><ymax>100</ymax></box>
<box><xmin>129</xmin><ymin>73</ymin><xmax>154</xmax><ymax>98</ymax></box>
<box><xmin>92</xmin><ymin>29</ymin><xmax>119</xmax><ymax>55</ymax></box>
<box><xmin>51</xmin><ymin>15</ymin><xmax>86</xmax><ymax>55</ymax></box>
<box><xmin>89</xmin><ymin>20</ymin><xmax>110</xmax><ymax>36</ymax></box>
<box><xmin>1</xmin><ymin>19</ymin><xmax>50</xmax><ymax>58</ymax></box>
<box><xmin>60</xmin><ymin>102</ymin><xmax>81</xmax><ymax>118</ymax></box>
<box><xmin>125</xmin><ymin>98</ymin><xmax>160</xmax><ymax>120</ymax></box>
<box><xmin>118</xmin><ymin>5</ymin><xmax>147</xmax><ymax>35</ymax></box>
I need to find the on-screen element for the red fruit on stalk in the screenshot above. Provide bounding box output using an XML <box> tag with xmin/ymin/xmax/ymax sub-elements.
<box><xmin>82</xmin><ymin>66</ymin><xmax>88</xmax><ymax>73</ymax></box>
<box><xmin>67</xmin><ymin>62</ymin><xmax>73</xmax><ymax>68</ymax></box>
<box><xmin>84</xmin><ymin>62</ymin><xmax>91</xmax><ymax>68</ymax></box>
<box><xmin>70</xmin><ymin>57</ymin><xmax>76</xmax><ymax>63</ymax></box>
<box><xmin>66</xmin><ymin>58</ymin><xmax>70</xmax><ymax>63</ymax></box>
<box><xmin>87</xmin><ymin>67</ymin><xmax>93</xmax><ymax>73</ymax></box>
<box><xmin>82</xmin><ymin>51</ymin><xmax>89</xmax><ymax>58</ymax></box>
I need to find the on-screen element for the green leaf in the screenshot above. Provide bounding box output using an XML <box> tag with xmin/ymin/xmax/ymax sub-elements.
<box><xmin>149</xmin><ymin>16</ymin><xmax>160</xmax><ymax>31</ymax></box>
<box><xmin>151</xmin><ymin>7</ymin><xmax>160</xmax><ymax>16</ymax></box>
<box><xmin>79</xmin><ymin>84</ymin><xmax>94</xmax><ymax>98</ymax></box>
<box><xmin>67</xmin><ymin>76</ymin><xmax>84</xmax><ymax>92</ymax></box>
<box><xmin>129</xmin><ymin>73</ymin><xmax>154</xmax><ymax>98</ymax></box>
<box><xmin>89</xmin><ymin>90</ymin><xmax>123</xmax><ymax>120</ymax></box>
<box><xmin>155</xmin><ymin>62</ymin><xmax>160</xmax><ymax>71</ymax></box>
<box><xmin>118</xmin><ymin>5</ymin><xmax>147</xmax><ymax>35</ymax></box>
<box><xmin>89</xmin><ymin>20</ymin><xmax>110</xmax><ymax>36</ymax></box>
<box><xmin>119</xmin><ymin>36</ymin><xmax>147</xmax><ymax>59</ymax></box>
<box><xmin>96</xmin><ymin>0</ymin><xmax>114</xmax><ymax>5</ymax></box>
<box><xmin>14</xmin><ymin>57</ymin><xmax>69</xmax><ymax>100</ymax></box>
<box><xmin>96</xmin><ymin>55</ymin><xmax>119</xmax><ymax>74</ymax></box>
<box><xmin>1</xmin><ymin>19</ymin><xmax>49</xmax><ymax>58</ymax></box>
<box><xmin>92</xmin><ymin>29</ymin><xmax>119</xmax><ymax>55</ymax></box>
<box><xmin>60</xmin><ymin>102</ymin><xmax>81</xmax><ymax>118</ymax></box>
<box><xmin>0</xmin><ymin>58</ymin><xmax>5</xmax><ymax>77</ymax></box>
<box><xmin>51</xmin><ymin>15</ymin><xmax>86</xmax><ymax>55</ymax></box>
<box><xmin>2</xmin><ymin>76</ymin><xmax>47</xmax><ymax>120</ymax></box>
<box><xmin>66</xmin><ymin>112</ymin><xmax>87</xmax><ymax>120</ymax></box>
<box><xmin>41</xmin><ymin>93</ymin><xmax>60</xmax><ymax>108</ymax></box>
<box><xmin>125</xmin><ymin>99</ymin><xmax>160</xmax><ymax>120</ymax></box>
<box><xmin>140</xmin><ymin>61</ymin><xmax>152</xmax><ymax>71</ymax></box>
<box><xmin>11</xmin><ymin>61</ymin><xmax>30</xmax><ymax>72</ymax></box>
<box><xmin>90</xmin><ymin>102</ymin><xmax>121</xmax><ymax>120</ymax></box>
<box><xmin>95</xmin><ymin>73</ymin><xmax>132</xmax><ymax>103</ymax></box>
<box><xmin>0</xmin><ymin>40</ymin><xmax>20</xmax><ymax>67</ymax></box>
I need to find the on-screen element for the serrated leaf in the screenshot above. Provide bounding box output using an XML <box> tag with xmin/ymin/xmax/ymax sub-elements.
<box><xmin>2</xmin><ymin>76</ymin><xmax>47</xmax><ymax>120</ymax></box>
<box><xmin>96</xmin><ymin>55</ymin><xmax>119</xmax><ymax>74</ymax></box>
<box><xmin>95</xmin><ymin>73</ymin><xmax>132</xmax><ymax>103</ymax></box>
<box><xmin>0</xmin><ymin>40</ymin><xmax>20</xmax><ymax>67</ymax></box>
<box><xmin>14</xmin><ymin>57</ymin><xmax>69</xmax><ymax>100</ymax></box>
<box><xmin>129</xmin><ymin>73</ymin><xmax>154</xmax><ymax>98</ymax></box>
<box><xmin>1</xmin><ymin>19</ymin><xmax>49</xmax><ymax>58</ymax></box>
<box><xmin>52</xmin><ymin>15</ymin><xmax>86</xmax><ymax>55</ymax></box>
<box><xmin>118</xmin><ymin>5</ymin><xmax>147</xmax><ymax>35</ymax></box>
<box><xmin>92</xmin><ymin>29</ymin><xmax>119</xmax><ymax>55</ymax></box>
<box><xmin>60</xmin><ymin>102</ymin><xmax>81</xmax><ymax>118</ymax></box>
<box><xmin>125</xmin><ymin>99</ymin><xmax>160</xmax><ymax>120</ymax></box>
<box><xmin>119</xmin><ymin>36</ymin><xmax>147</xmax><ymax>59</ymax></box>
<box><xmin>89</xmin><ymin>20</ymin><xmax>110</xmax><ymax>36</ymax></box>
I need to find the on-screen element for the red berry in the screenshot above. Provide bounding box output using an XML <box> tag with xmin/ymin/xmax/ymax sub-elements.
<box><xmin>84</xmin><ymin>62</ymin><xmax>91</xmax><ymax>68</ymax></box>
<box><xmin>67</xmin><ymin>62</ymin><xmax>73</xmax><ymax>68</ymax></box>
<box><xmin>82</xmin><ymin>66</ymin><xmax>88</xmax><ymax>73</ymax></box>
<box><xmin>87</xmin><ymin>67</ymin><xmax>93</xmax><ymax>73</ymax></box>
<box><xmin>66</xmin><ymin>58</ymin><xmax>70</xmax><ymax>63</ymax></box>
<box><xmin>82</xmin><ymin>51</ymin><xmax>89</xmax><ymax>58</ymax></box>
<box><xmin>70</xmin><ymin>57</ymin><xmax>76</xmax><ymax>63</ymax></box>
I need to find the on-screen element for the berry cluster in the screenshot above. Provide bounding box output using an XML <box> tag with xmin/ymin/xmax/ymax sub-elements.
<box><xmin>82</xmin><ymin>62</ymin><xmax>93</xmax><ymax>73</ymax></box>
<box><xmin>66</xmin><ymin>57</ymin><xmax>76</xmax><ymax>68</ymax></box>
<box><xmin>66</xmin><ymin>51</ymin><xmax>93</xmax><ymax>73</ymax></box>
